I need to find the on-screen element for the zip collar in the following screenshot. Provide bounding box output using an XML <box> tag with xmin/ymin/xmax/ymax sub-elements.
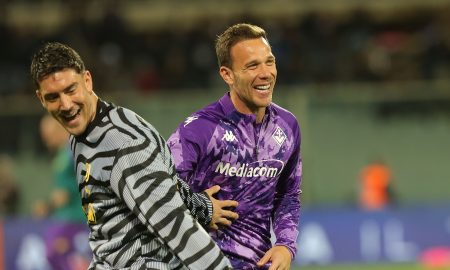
<box><xmin>77</xmin><ymin>99</ymin><xmax>113</xmax><ymax>138</ymax></box>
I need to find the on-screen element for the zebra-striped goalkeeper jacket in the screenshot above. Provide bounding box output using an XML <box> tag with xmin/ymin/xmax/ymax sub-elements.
<box><xmin>70</xmin><ymin>99</ymin><xmax>232</xmax><ymax>270</ymax></box>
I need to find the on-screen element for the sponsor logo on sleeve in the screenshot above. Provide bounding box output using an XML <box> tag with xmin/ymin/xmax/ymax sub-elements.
<box><xmin>82</xmin><ymin>163</ymin><xmax>96</xmax><ymax>224</ymax></box>
<box><xmin>183</xmin><ymin>115</ymin><xmax>199</xmax><ymax>127</ymax></box>
<box><xmin>84</xmin><ymin>163</ymin><xmax>91</xmax><ymax>195</ymax></box>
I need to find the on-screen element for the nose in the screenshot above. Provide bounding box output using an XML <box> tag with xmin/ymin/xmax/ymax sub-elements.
<box><xmin>59</xmin><ymin>94</ymin><xmax>72</xmax><ymax>110</ymax></box>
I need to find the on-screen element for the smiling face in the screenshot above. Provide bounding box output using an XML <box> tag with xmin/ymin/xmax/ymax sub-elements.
<box><xmin>36</xmin><ymin>68</ymin><xmax>97</xmax><ymax>136</ymax></box>
<box><xmin>220</xmin><ymin>37</ymin><xmax>277</xmax><ymax>122</ymax></box>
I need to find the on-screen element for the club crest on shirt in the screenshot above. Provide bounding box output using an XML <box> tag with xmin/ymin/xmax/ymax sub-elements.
<box><xmin>272</xmin><ymin>126</ymin><xmax>287</xmax><ymax>146</ymax></box>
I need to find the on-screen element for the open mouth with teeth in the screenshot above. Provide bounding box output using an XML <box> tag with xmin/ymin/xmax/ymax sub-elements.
<box><xmin>60</xmin><ymin>108</ymin><xmax>81</xmax><ymax>124</ymax></box>
<box><xmin>254</xmin><ymin>84</ymin><xmax>271</xmax><ymax>91</ymax></box>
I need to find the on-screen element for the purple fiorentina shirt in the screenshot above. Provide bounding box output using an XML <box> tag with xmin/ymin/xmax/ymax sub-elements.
<box><xmin>168</xmin><ymin>93</ymin><xmax>302</xmax><ymax>269</ymax></box>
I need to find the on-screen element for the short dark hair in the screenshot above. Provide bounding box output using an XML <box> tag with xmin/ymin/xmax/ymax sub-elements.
<box><xmin>30</xmin><ymin>42</ymin><xmax>85</xmax><ymax>89</ymax></box>
<box><xmin>215</xmin><ymin>23</ymin><xmax>268</xmax><ymax>68</ymax></box>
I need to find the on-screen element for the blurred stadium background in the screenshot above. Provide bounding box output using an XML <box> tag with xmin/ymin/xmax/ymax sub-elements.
<box><xmin>0</xmin><ymin>0</ymin><xmax>450</xmax><ymax>269</ymax></box>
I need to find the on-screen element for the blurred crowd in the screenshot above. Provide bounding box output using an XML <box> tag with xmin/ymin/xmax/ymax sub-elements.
<box><xmin>0</xmin><ymin>154</ymin><xmax>20</xmax><ymax>217</ymax></box>
<box><xmin>0</xmin><ymin>2</ymin><xmax>449</xmax><ymax>96</ymax></box>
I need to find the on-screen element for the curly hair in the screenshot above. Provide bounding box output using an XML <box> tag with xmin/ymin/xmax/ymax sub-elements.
<box><xmin>30</xmin><ymin>42</ymin><xmax>85</xmax><ymax>89</ymax></box>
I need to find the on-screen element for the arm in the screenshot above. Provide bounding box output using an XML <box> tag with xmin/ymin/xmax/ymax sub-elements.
<box><xmin>176</xmin><ymin>176</ymin><xmax>213</xmax><ymax>228</ymax></box>
<box><xmin>272</xmin><ymin>145</ymin><xmax>302</xmax><ymax>256</ymax></box>
<box><xmin>257</xmin><ymin>126</ymin><xmax>302</xmax><ymax>270</ymax></box>
<box><xmin>177</xmin><ymin>179</ymin><xmax>239</xmax><ymax>230</ymax></box>
<box><xmin>259</xmin><ymin>123</ymin><xmax>302</xmax><ymax>270</ymax></box>
<box><xmin>110</xmin><ymin>138</ymin><xmax>232</xmax><ymax>270</ymax></box>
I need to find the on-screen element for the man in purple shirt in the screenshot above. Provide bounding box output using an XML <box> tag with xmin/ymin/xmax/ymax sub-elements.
<box><xmin>168</xmin><ymin>23</ymin><xmax>302</xmax><ymax>270</ymax></box>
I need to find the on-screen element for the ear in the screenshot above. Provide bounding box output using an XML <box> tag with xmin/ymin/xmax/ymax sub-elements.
<box><xmin>35</xmin><ymin>89</ymin><xmax>45</xmax><ymax>107</ymax></box>
<box><xmin>84</xmin><ymin>70</ymin><xmax>94</xmax><ymax>93</ymax></box>
<box><xmin>219</xmin><ymin>66</ymin><xmax>234</xmax><ymax>85</ymax></box>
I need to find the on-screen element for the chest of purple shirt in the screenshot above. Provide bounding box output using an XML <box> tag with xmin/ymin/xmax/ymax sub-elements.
<box><xmin>168</xmin><ymin>94</ymin><xmax>302</xmax><ymax>267</ymax></box>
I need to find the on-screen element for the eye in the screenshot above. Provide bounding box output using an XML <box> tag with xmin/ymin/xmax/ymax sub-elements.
<box><xmin>44</xmin><ymin>94</ymin><xmax>59</xmax><ymax>102</ymax></box>
<box><xmin>247</xmin><ymin>63</ymin><xmax>258</xmax><ymax>70</ymax></box>
<box><xmin>267</xmin><ymin>58</ymin><xmax>276</xmax><ymax>65</ymax></box>
<box><xmin>66</xmin><ymin>86</ymin><xmax>77</xmax><ymax>94</ymax></box>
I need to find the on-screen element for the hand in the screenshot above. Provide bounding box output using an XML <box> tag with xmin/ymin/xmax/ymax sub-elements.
<box><xmin>257</xmin><ymin>245</ymin><xmax>292</xmax><ymax>270</ymax></box>
<box><xmin>204</xmin><ymin>185</ymin><xmax>239</xmax><ymax>230</ymax></box>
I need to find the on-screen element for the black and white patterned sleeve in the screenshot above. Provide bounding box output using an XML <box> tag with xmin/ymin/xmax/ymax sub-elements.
<box><xmin>110</xmin><ymin>138</ymin><xmax>231</xmax><ymax>269</ymax></box>
<box><xmin>177</xmin><ymin>177</ymin><xmax>213</xmax><ymax>228</ymax></box>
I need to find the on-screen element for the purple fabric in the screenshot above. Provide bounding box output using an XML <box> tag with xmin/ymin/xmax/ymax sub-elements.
<box><xmin>168</xmin><ymin>93</ymin><xmax>302</xmax><ymax>269</ymax></box>
<box><xmin>44</xmin><ymin>222</ymin><xmax>91</xmax><ymax>270</ymax></box>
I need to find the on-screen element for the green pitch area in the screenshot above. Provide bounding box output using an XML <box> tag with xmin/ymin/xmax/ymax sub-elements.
<box><xmin>292</xmin><ymin>263</ymin><xmax>425</xmax><ymax>270</ymax></box>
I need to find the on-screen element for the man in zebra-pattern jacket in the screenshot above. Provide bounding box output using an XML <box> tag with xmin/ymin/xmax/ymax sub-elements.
<box><xmin>31</xmin><ymin>42</ymin><xmax>237</xmax><ymax>269</ymax></box>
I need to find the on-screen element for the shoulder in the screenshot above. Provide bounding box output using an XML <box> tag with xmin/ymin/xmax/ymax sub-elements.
<box><xmin>108</xmin><ymin>106</ymin><xmax>142</xmax><ymax>125</ymax></box>
<box><xmin>179</xmin><ymin>101</ymin><xmax>224</xmax><ymax>135</ymax></box>
<box><xmin>107</xmin><ymin>106</ymin><xmax>164</xmax><ymax>145</ymax></box>
<box><xmin>169</xmin><ymin>100</ymin><xmax>224</xmax><ymax>147</ymax></box>
<box><xmin>271</xmin><ymin>103</ymin><xmax>300</xmax><ymax>129</ymax></box>
<box><xmin>270</xmin><ymin>103</ymin><xmax>301</xmax><ymax>148</ymax></box>
<box><xmin>109</xmin><ymin>106</ymin><xmax>154</xmax><ymax>132</ymax></box>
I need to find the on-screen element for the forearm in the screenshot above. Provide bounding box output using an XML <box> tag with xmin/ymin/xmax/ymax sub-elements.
<box><xmin>113</xmin><ymin>169</ymin><xmax>230</xmax><ymax>269</ymax></box>
<box><xmin>273</xmin><ymin>193</ymin><xmax>301</xmax><ymax>257</ymax></box>
<box><xmin>177</xmin><ymin>177</ymin><xmax>213</xmax><ymax>228</ymax></box>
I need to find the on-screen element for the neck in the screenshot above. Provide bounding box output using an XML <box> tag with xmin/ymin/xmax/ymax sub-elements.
<box><xmin>229</xmin><ymin>91</ymin><xmax>266</xmax><ymax>123</ymax></box>
<box><xmin>89</xmin><ymin>94</ymin><xmax>99</xmax><ymax>122</ymax></box>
